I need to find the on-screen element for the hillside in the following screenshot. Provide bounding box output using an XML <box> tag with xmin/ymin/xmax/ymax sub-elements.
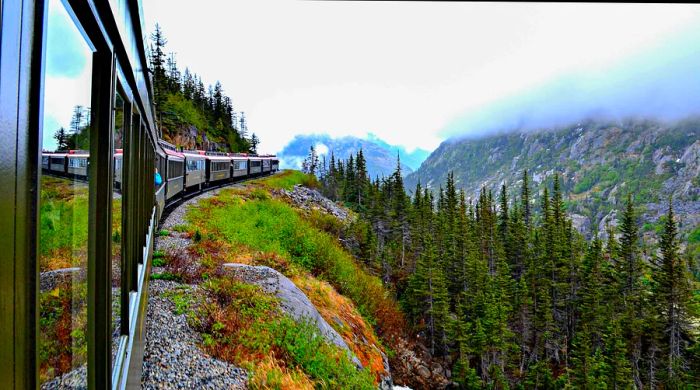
<box><xmin>143</xmin><ymin>172</ymin><xmax>446</xmax><ymax>389</ymax></box>
<box><xmin>150</xmin><ymin>25</ymin><xmax>254</xmax><ymax>153</ymax></box>
<box><xmin>278</xmin><ymin>134</ymin><xmax>430</xmax><ymax>178</ymax></box>
<box><xmin>406</xmin><ymin>117</ymin><xmax>700</xmax><ymax>239</ymax></box>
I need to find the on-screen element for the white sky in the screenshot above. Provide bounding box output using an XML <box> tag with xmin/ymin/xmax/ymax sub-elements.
<box><xmin>141</xmin><ymin>1</ymin><xmax>700</xmax><ymax>154</ymax></box>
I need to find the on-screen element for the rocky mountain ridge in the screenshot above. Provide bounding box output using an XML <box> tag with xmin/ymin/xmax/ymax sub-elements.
<box><xmin>406</xmin><ymin>117</ymin><xmax>700</xmax><ymax>240</ymax></box>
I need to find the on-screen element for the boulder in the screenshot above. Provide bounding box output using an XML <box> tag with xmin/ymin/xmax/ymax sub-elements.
<box><xmin>221</xmin><ymin>263</ymin><xmax>362</xmax><ymax>368</ymax></box>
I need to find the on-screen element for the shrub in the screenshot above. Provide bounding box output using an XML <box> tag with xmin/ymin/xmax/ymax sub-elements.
<box><xmin>151</xmin><ymin>272</ymin><xmax>181</xmax><ymax>281</ymax></box>
<box><xmin>193</xmin><ymin>277</ymin><xmax>375</xmax><ymax>389</ymax></box>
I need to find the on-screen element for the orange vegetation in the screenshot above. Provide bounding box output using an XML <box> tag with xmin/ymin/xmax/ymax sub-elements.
<box><xmin>292</xmin><ymin>276</ymin><xmax>388</xmax><ymax>382</ymax></box>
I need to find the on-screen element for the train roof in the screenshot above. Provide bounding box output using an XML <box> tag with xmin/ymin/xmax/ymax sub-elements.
<box><xmin>205</xmin><ymin>155</ymin><xmax>232</xmax><ymax>161</ymax></box>
<box><xmin>163</xmin><ymin>148</ymin><xmax>185</xmax><ymax>159</ymax></box>
<box><xmin>182</xmin><ymin>151</ymin><xmax>206</xmax><ymax>160</ymax></box>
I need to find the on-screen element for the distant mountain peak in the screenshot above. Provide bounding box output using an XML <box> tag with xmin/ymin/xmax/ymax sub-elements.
<box><xmin>278</xmin><ymin>134</ymin><xmax>430</xmax><ymax>178</ymax></box>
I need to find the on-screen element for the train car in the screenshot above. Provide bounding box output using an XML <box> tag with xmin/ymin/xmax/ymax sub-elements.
<box><xmin>262</xmin><ymin>157</ymin><xmax>272</xmax><ymax>173</ymax></box>
<box><xmin>49</xmin><ymin>153</ymin><xmax>67</xmax><ymax>173</ymax></box>
<box><xmin>249</xmin><ymin>157</ymin><xmax>263</xmax><ymax>175</ymax></box>
<box><xmin>1</xmin><ymin>0</ymin><xmax>282</xmax><ymax>386</ymax></box>
<box><xmin>206</xmin><ymin>154</ymin><xmax>232</xmax><ymax>183</ymax></box>
<box><xmin>165</xmin><ymin>148</ymin><xmax>185</xmax><ymax>200</ymax></box>
<box><xmin>66</xmin><ymin>150</ymin><xmax>89</xmax><ymax>179</ymax></box>
<box><xmin>183</xmin><ymin>151</ymin><xmax>206</xmax><ymax>190</ymax></box>
<box><xmin>231</xmin><ymin>155</ymin><xmax>249</xmax><ymax>178</ymax></box>
<box><xmin>156</xmin><ymin>150</ymin><xmax>167</xmax><ymax>220</ymax></box>
<box><xmin>271</xmin><ymin>158</ymin><xmax>279</xmax><ymax>172</ymax></box>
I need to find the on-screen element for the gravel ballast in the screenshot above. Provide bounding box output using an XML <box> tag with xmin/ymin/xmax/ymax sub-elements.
<box><xmin>142</xmin><ymin>187</ymin><xmax>248</xmax><ymax>389</ymax></box>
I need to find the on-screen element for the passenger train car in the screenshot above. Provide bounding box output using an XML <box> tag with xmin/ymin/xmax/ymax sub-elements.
<box><xmin>1</xmin><ymin>1</ymin><xmax>277</xmax><ymax>389</ymax></box>
<box><xmin>40</xmin><ymin>146</ymin><xmax>279</xmax><ymax>201</ymax></box>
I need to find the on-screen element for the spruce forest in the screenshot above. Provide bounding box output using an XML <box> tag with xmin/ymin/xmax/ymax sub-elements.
<box><xmin>311</xmin><ymin>149</ymin><xmax>700</xmax><ymax>387</ymax></box>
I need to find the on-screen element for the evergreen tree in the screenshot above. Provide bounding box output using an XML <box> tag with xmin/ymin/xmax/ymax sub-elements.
<box><xmin>150</xmin><ymin>24</ymin><xmax>168</xmax><ymax>109</ymax></box>
<box><xmin>249</xmin><ymin>133</ymin><xmax>259</xmax><ymax>154</ymax></box>
<box><xmin>53</xmin><ymin>127</ymin><xmax>68</xmax><ymax>150</ymax></box>
<box><xmin>654</xmin><ymin>198</ymin><xmax>693</xmax><ymax>386</ymax></box>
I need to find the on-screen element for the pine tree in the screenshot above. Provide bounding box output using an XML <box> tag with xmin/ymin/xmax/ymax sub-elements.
<box><xmin>150</xmin><ymin>24</ymin><xmax>168</xmax><ymax>109</ymax></box>
<box><xmin>521</xmin><ymin>169</ymin><xmax>531</xmax><ymax>229</ymax></box>
<box><xmin>249</xmin><ymin>133</ymin><xmax>259</xmax><ymax>154</ymax></box>
<box><xmin>53</xmin><ymin>127</ymin><xmax>68</xmax><ymax>150</ymax></box>
<box><xmin>654</xmin><ymin>198</ymin><xmax>693</xmax><ymax>386</ymax></box>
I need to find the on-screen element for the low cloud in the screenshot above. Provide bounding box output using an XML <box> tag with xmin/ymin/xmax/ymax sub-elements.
<box><xmin>440</xmin><ymin>25</ymin><xmax>700</xmax><ymax>141</ymax></box>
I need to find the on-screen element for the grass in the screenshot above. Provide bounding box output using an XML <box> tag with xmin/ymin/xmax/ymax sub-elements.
<box><xmin>151</xmin><ymin>272</ymin><xmax>181</xmax><ymax>281</ymax></box>
<box><xmin>190</xmin><ymin>277</ymin><xmax>376</xmax><ymax>389</ymax></box>
<box><xmin>187</xmin><ymin>188</ymin><xmax>405</xmax><ymax>342</ymax></box>
<box><xmin>163</xmin><ymin>286</ymin><xmax>194</xmax><ymax>315</ymax></box>
<box><xmin>39</xmin><ymin>176</ymin><xmax>90</xmax><ymax>271</ymax></box>
<box><xmin>251</xmin><ymin>170</ymin><xmax>319</xmax><ymax>191</ymax></box>
<box><xmin>170</xmin><ymin>172</ymin><xmax>404</xmax><ymax>385</ymax></box>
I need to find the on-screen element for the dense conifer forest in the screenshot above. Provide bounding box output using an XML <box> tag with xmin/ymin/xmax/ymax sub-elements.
<box><xmin>311</xmin><ymin>148</ymin><xmax>700</xmax><ymax>387</ymax></box>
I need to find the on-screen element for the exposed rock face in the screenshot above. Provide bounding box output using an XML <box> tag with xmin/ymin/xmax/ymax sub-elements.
<box><xmin>221</xmin><ymin>263</ymin><xmax>364</xmax><ymax>369</ymax></box>
<box><xmin>277</xmin><ymin>184</ymin><xmax>353</xmax><ymax>223</ymax></box>
<box><xmin>406</xmin><ymin>118</ymin><xmax>700</xmax><ymax>238</ymax></box>
<box><xmin>390</xmin><ymin>338</ymin><xmax>452</xmax><ymax>390</ymax></box>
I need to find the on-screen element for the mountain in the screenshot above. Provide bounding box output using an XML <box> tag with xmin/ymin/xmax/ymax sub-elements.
<box><xmin>406</xmin><ymin>117</ymin><xmax>700</xmax><ymax>239</ymax></box>
<box><xmin>278</xmin><ymin>134</ymin><xmax>430</xmax><ymax>178</ymax></box>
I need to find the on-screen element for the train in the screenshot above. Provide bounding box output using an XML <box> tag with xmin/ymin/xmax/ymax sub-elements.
<box><xmin>41</xmin><ymin>143</ymin><xmax>280</xmax><ymax>213</ymax></box>
<box><xmin>2</xmin><ymin>0</ymin><xmax>283</xmax><ymax>388</ymax></box>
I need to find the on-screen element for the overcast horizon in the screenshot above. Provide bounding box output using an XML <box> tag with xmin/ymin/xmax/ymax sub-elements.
<box><xmin>141</xmin><ymin>1</ymin><xmax>700</xmax><ymax>154</ymax></box>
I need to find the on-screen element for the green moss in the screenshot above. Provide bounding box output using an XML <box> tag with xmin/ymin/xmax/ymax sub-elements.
<box><xmin>151</xmin><ymin>272</ymin><xmax>181</xmax><ymax>281</ymax></box>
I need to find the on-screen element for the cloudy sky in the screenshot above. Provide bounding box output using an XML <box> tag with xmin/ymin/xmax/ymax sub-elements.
<box><xmin>140</xmin><ymin>1</ymin><xmax>700</xmax><ymax>154</ymax></box>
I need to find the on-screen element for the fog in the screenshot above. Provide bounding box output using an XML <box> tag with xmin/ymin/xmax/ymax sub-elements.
<box><xmin>440</xmin><ymin>24</ymin><xmax>700</xmax><ymax>142</ymax></box>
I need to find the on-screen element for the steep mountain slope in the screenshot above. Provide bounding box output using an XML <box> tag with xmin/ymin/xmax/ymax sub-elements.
<box><xmin>406</xmin><ymin>117</ymin><xmax>700</xmax><ymax>237</ymax></box>
<box><xmin>278</xmin><ymin>134</ymin><xmax>430</xmax><ymax>178</ymax></box>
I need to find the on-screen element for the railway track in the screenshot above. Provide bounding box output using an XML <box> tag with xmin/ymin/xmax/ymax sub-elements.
<box><xmin>158</xmin><ymin>172</ymin><xmax>277</xmax><ymax>226</ymax></box>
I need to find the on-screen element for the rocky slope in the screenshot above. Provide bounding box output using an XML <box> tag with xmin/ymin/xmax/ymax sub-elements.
<box><xmin>406</xmin><ymin>117</ymin><xmax>700</xmax><ymax>239</ymax></box>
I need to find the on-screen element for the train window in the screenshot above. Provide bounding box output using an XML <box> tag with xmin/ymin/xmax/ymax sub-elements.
<box><xmin>187</xmin><ymin>159</ymin><xmax>200</xmax><ymax>172</ymax></box>
<box><xmin>168</xmin><ymin>159</ymin><xmax>184</xmax><ymax>179</ymax></box>
<box><xmin>38</xmin><ymin>0</ymin><xmax>93</xmax><ymax>386</ymax></box>
<box><xmin>156</xmin><ymin>154</ymin><xmax>166</xmax><ymax>189</ymax></box>
<box><xmin>112</xmin><ymin>88</ymin><xmax>126</xmax><ymax>369</ymax></box>
<box><xmin>212</xmin><ymin>161</ymin><xmax>228</xmax><ymax>171</ymax></box>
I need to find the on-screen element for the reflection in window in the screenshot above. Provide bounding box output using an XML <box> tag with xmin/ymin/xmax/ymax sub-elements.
<box><xmin>39</xmin><ymin>0</ymin><xmax>93</xmax><ymax>386</ymax></box>
<box><xmin>112</xmin><ymin>91</ymin><xmax>125</xmax><ymax>369</ymax></box>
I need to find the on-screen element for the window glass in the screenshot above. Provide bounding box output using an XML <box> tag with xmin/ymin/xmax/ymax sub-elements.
<box><xmin>112</xmin><ymin>90</ymin><xmax>125</xmax><ymax>368</ymax></box>
<box><xmin>39</xmin><ymin>0</ymin><xmax>93</xmax><ymax>386</ymax></box>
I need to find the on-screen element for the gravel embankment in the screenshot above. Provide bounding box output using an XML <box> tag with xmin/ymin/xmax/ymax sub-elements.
<box><xmin>141</xmin><ymin>280</ymin><xmax>247</xmax><ymax>389</ymax></box>
<box><xmin>142</xmin><ymin>187</ymin><xmax>248</xmax><ymax>389</ymax></box>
